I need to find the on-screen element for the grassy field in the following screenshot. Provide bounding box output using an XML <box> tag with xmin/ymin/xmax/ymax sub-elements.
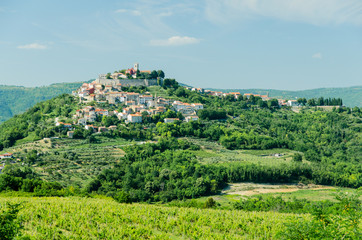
<box><xmin>192</xmin><ymin>183</ymin><xmax>362</xmax><ymax>209</ymax></box>
<box><xmin>186</xmin><ymin>137</ymin><xmax>303</xmax><ymax>166</ymax></box>
<box><xmin>251</xmin><ymin>187</ymin><xmax>362</xmax><ymax>202</ymax></box>
<box><xmin>148</xmin><ymin>86</ymin><xmax>176</xmax><ymax>100</ymax></box>
<box><xmin>0</xmin><ymin>196</ymin><xmax>308</xmax><ymax>239</ymax></box>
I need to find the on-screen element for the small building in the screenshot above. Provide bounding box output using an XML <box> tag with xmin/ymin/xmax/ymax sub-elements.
<box><xmin>127</xmin><ymin>113</ymin><xmax>142</xmax><ymax>123</ymax></box>
<box><xmin>0</xmin><ymin>153</ymin><xmax>13</xmax><ymax>159</ymax></box>
<box><xmin>63</xmin><ymin>123</ymin><xmax>73</xmax><ymax>129</ymax></box>
<box><xmin>229</xmin><ymin>92</ymin><xmax>241</xmax><ymax>99</ymax></box>
<box><xmin>85</xmin><ymin>125</ymin><xmax>95</xmax><ymax>130</ymax></box>
<box><xmin>243</xmin><ymin>93</ymin><xmax>253</xmax><ymax>99</ymax></box>
<box><xmin>131</xmin><ymin>105</ymin><xmax>146</xmax><ymax>113</ymax></box>
<box><xmin>98</xmin><ymin>127</ymin><xmax>108</xmax><ymax>132</ymax></box>
<box><xmin>278</xmin><ymin>99</ymin><xmax>287</xmax><ymax>106</ymax></box>
<box><xmin>78</xmin><ymin>118</ymin><xmax>87</xmax><ymax>125</ymax></box>
<box><xmin>125</xmin><ymin>100</ymin><xmax>136</xmax><ymax>106</ymax></box>
<box><xmin>185</xmin><ymin>115</ymin><xmax>199</xmax><ymax>122</ymax></box>
<box><xmin>95</xmin><ymin>108</ymin><xmax>109</xmax><ymax>116</ymax></box>
<box><xmin>191</xmin><ymin>103</ymin><xmax>204</xmax><ymax>110</ymax></box>
<box><xmin>139</xmin><ymin>95</ymin><xmax>153</xmax><ymax>105</ymax></box>
<box><xmin>67</xmin><ymin>131</ymin><xmax>74</xmax><ymax>139</ymax></box>
<box><xmin>261</xmin><ymin>95</ymin><xmax>270</xmax><ymax>101</ymax></box>
<box><xmin>85</xmin><ymin>125</ymin><xmax>98</xmax><ymax>132</ymax></box>
<box><xmin>123</xmin><ymin>108</ymin><xmax>133</xmax><ymax>114</ymax></box>
<box><xmin>117</xmin><ymin>112</ymin><xmax>128</xmax><ymax>120</ymax></box>
<box><xmin>126</xmin><ymin>93</ymin><xmax>140</xmax><ymax>104</ymax></box>
<box><xmin>56</xmin><ymin>122</ymin><xmax>72</xmax><ymax>129</ymax></box>
<box><xmin>287</xmin><ymin>100</ymin><xmax>300</xmax><ymax>107</ymax></box>
<box><xmin>164</xmin><ymin>118</ymin><xmax>179</xmax><ymax>123</ymax></box>
<box><xmin>108</xmin><ymin>125</ymin><xmax>117</xmax><ymax>131</ymax></box>
<box><xmin>55</xmin><ymin>121</ymin><xmax>64</xmax><ymax>126</ymax></box>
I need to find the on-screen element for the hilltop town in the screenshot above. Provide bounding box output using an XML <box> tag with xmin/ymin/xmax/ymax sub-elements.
<box><xmin>63</xmin><ymin>63</ymin><xmax>344</xmax><ymax>135</ymax></box>
<box><xmin>65</xmin><ymin>64</ymin><xmax>203</xmax><ymax>134</ymax></box>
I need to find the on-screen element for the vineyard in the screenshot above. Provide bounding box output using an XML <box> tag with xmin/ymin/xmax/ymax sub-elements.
<box><xmin>5</xmin><ymin>137</ymin><xmax>131</xmax><ymax>187</ymax></box>
<box><xmin>1</xmin><ymin>196</ymin><xmax>308</xmax><ymax>239</ymax></box>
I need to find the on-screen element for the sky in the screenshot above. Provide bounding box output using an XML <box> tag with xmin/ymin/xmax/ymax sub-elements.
<box><xmin>0</xmin><ymin>0</ymin><xmax>361</xmax><ymax>90</ymax></box>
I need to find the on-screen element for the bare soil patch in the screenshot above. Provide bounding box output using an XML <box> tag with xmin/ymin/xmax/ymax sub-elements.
<box><xmin>223</xmin><ymin>182</ymin><xmax>334</xmax><ymax>196</ymax></box>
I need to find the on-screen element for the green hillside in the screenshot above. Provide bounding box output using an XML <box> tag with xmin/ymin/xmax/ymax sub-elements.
<box><xmin>0</xmin><ymin>82</ymin><xmax>86</xmax><ymax>123</ymax></box>
<box><xmin>1</xmin><ymin>82</ymin><xmax>361</xmax><ymax>125</ymax></box>
<box><xmin>1</xmin><ymin>83</ymin><xmax>360</xmax><ymax>124</ymax></box>
<box><xmin>0</xmin><ymin>81</ymin><xmax>360</xmax><ymax>239</ymax></box>
<box><xmin>207</xmin><ymin>86</ymin><xmax>362</xmax><ymax>107</ymax></box>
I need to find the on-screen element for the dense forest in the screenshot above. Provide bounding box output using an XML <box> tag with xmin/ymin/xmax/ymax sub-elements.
<box><xmin>0</xmin><ymin>82</ymin><xmax>84</xmax><ymax>123</ymax></box>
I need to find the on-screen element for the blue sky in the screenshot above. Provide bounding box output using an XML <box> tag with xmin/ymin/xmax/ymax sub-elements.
<box><xmin>0</xmin><ymin>0</ymin><xmax>361</xmax><ymax>90</ymax></box>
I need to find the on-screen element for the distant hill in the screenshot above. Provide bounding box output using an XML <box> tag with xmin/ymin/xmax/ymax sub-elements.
<box><xmin>0</xmin><ymin>81</ymin><xmax>87</xmax><ymax>123</ymax></box>
<box><xmin>206</xmin><ymin>86</ymin><xmax>362</xmax><ymax>107</ymax></box>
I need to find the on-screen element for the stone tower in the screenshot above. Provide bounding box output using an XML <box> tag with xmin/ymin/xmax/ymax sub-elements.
<box><xmin>134</xmin><ymin>63</ymin><xmax>139</xmax><ymax>71</ymax></box>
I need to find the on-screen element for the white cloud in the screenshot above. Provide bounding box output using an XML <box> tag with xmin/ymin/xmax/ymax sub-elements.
<box><xmin>17</xmin><ymin>43</ymin><xmax>47</xmax><ymax>50</ymax></box>
<box><xmin>115</xmin><ymin>9</ymin><xmax>141</xmax><ymax>16</ymax></box>
<box><xmin>150</xmin><ymin>36</ymin><xmax>200</xmax><ymax>46</ymax></box>
<box><xmin>205</xmin><ymin>0</ymin><xmax>362</xmax><ymax>25</ymax></box>
<box><xmin>312</xmin><ymin>53</ymin><xmax>322</xmax><ymax>59</ymax></box>
<box><xmin>158</xmin><ymin>11</ymin><xmax>173</xmax><ymax>17</ymax></box>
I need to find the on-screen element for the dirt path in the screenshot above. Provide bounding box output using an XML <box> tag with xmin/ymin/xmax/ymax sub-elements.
<box><xmin>223</xmin><ymin>182</ymin><xmax>334</xmax><ymax>196</ymax></box>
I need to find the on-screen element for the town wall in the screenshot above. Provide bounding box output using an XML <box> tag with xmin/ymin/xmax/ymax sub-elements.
<box><xmin>95</xmin><ymin>78</ymin><xmax>158</xmax><ymax>87</ymax></box>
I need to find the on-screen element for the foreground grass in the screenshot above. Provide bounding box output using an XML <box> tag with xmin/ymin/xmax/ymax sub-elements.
<box><xmin>1</xmin><ymin>196</ymin><xmax>308</xmax><ymax>239</ymax></box>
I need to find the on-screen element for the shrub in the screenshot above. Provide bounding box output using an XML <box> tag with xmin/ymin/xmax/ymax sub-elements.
<box><xmin>0</xmin><ymin>203</ymin><xmax>23</xmax><ymax>240</ymax></box>
<box><xmin>292</xmin><ymin>153</ymin><xmax>303</xmax><ymax>162</ymax></box>
<box><xmin>278</xmin><ymin>191</ymin><xmax>361</xmax><ymax>239</ymax></box>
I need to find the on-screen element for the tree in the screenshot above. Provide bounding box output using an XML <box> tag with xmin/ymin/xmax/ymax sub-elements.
<box><xmin>86</xmin><ymin>179</ymin><xmax>101</xmax><ymax>192</ymax></box>
<box><xmin>114</xmin><ymin>190</ymin><xmax>132</xmax><ymax>203</ymax></box>
<box><xmin>292</xmin><ymin>153</ymin><xmax>303</xmax><ymax>162</ymax></box>
<box><xmin>26</xmin><ymin>149</ymin><xmax>38</xmax><ymax>164</ymax></box>
<box><xmin>157</xmin><ymin>70</ymin><xmax>165</xmax><ymax>78</ymax></box>
<box><xmin>73</xmin><ymin>129</ymin><xmax>85</xmax><ymax>139</ymax></box>
<box><xmin>204</xmin><ymin>197</ymin><xmax>217</xmax><ymax>208</ymax></box>
<box><xmin>149</xmin><ymin>70</ymin><xmax>158</xmax><ymax>79</ymax></box>
<box><xmin>258</xmin><ymin>99</ymin><xmax>267</xmax><ymax>108</ymax></box>
<box><xmin>175</xmin><ymin>87</ymin><xmax>186</xmax><ymax>97</ymax></box>
<box><xmin>102</xmin><ymin>115</ymin><xmax>117</xmax><ymax>127</ymax></box>
<box><xmin>0</xmin><ymin>203</ymin><xmax>23</xmax><ymax>240</ymax></box>
<box><xmin>279</xmin><ymin>191</ymin><xmax>361</xmax><ymax>239</ymax></box>
<box><xmin>307</xmin><ymin>99</ymin><xmax>316</xmax><ymax>106</ymax></box>
<box><xmin>157</xmin><ymin>78</ymin><xmax>162</xmax><ymax>86</ymax></box>
<box><xmin>267</xmin><ymin>99</ymin><xmax>279</xmax><ymax>108</ymax></box>
<box><xmin>297</xmin><ymin>98</ymin><xmax>307</xmax><ymax>106</ymax></box>
<box><xmin>317</xmin><ymin>97</ymin><xmax>325</xmax><ymax>106</ymax></box>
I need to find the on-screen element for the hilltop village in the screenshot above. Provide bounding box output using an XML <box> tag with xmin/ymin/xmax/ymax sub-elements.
<box><xmin>64</xmin><ymin>64</ymin><xmax>203</xmax><ymax>134</ymax></box>
<box><xmin>65</xmin><ymin>64</ymin><xmax>309</xmax><ymax>134</ymax></box>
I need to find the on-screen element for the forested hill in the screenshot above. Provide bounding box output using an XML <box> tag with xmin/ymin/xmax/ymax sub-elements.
<box><xmin>0</xmin><ymin>82</ymin><xmax>87</xmax><ymax>123</ymax></box>
<box><xmin>206</xmin><ymin>86</ymin><xmax>362</xmax><ymax>107</ymax></box>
